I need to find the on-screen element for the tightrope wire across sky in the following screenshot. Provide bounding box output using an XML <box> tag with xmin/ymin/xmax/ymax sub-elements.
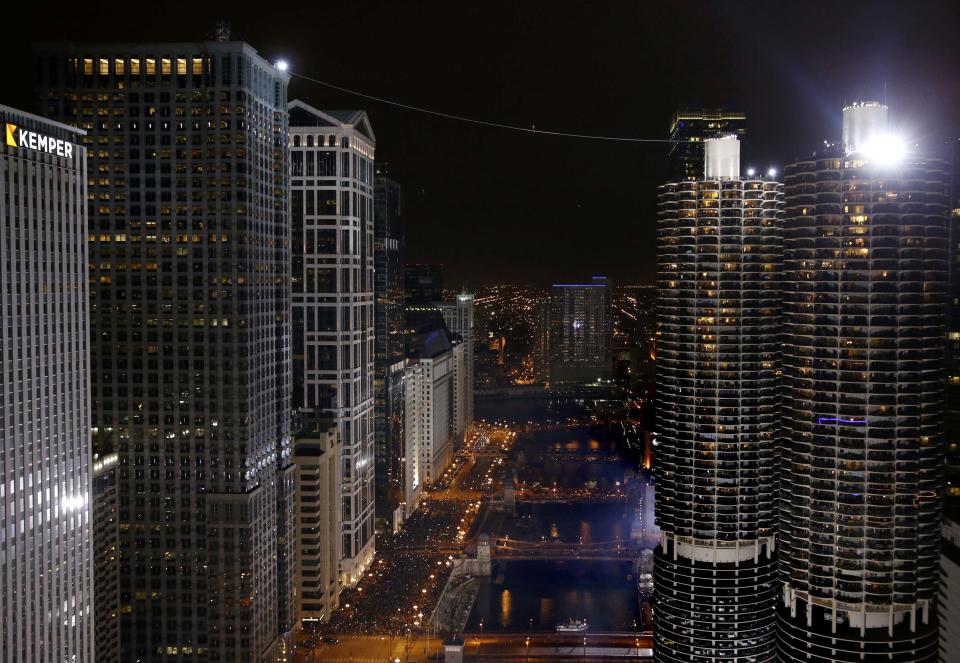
<box><xmin>289</xmin><ymin>70</ymin><xmax>683</xmax><ymax>144</ymax></box>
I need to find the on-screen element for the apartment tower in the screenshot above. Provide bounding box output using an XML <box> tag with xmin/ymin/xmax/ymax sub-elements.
<box><xmin>778</xmin><ymin>101</ymin><xmax>948</xmax><ymax>663</ymax></box>
<box><xmin>655</xmin><ymin>136</ymin><xmax>782</xmax><ymax>661</ymax></box>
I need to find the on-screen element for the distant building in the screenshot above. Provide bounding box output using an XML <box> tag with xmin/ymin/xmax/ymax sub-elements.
<box><xmin>443</xmin><ymin>293</ymin><xmax>476</xmax><ymax>435</ymax></box>
<box><xmin>0</xmin><ymin>104</ymin><xmax>93</xmax><ymax>662</ymax></box>
<box><xmin>668</xmin><ymin>107</ymin><xmax>747</xmax><ymax>181</ymax></box>
<box><xmin>289</xmin><ymin>100</ymin><xmax>377</xmax><ymax>586</ymax></box>
<box><xmin>546</xmin><ymin>277</ymin><xmax>613</xmax><ymax>386</ymax></box>
<box><xmin>374</xmin><ymin>163</ymin><xmax>407</xmax><ymax>527</ymax></box>
<box><xmin>533</xmin><ymin>298</ymin><xmax>552</xmax><ymax>384</ymax></box>
<box><xmin>405</xmin><ymin>329</ymin><xmax>462</xmax><ymax>484</ymax></box>
<box><xmin>293</xmin><ymin>418</ymin><xmax>342</xmax><ymax>626</ymax></box>
<box><xmin>940</xmin><ymin>519</ymin><xmax>960</xmax><ymax>662</ymax></box>
<box><xmin>405</xmin><ymin>264</ymin><xmax>445</xmax><ymax>331</ymax></box>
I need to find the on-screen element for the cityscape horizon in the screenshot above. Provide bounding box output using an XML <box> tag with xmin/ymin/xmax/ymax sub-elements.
<box><xmin>2</xmin><ymin>3</ymin><xmax>960</xmax><ymax>662</ymax></box>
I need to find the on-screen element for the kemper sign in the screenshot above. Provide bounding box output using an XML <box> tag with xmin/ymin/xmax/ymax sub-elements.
<box><xmin>5</xmin><ymin>123</ymin><xmax>74</xmax><ymax>158</ymax></box>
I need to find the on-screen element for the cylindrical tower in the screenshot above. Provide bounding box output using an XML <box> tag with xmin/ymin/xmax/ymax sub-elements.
<box><xmin>778</xmin><ymin>103</ymin><xmax>949</xmax><ymax>663</ymax></box>
<box><xmin>655</xmin><ymin>137</ymin><xmax>783</xmax><ymax>662</ymax></box>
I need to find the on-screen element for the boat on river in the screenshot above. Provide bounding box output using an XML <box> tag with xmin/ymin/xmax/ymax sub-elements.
<box><xmin>555</xmin><ymin>618</ymin><xmax>589</xmax><ymax>632</ymax></box>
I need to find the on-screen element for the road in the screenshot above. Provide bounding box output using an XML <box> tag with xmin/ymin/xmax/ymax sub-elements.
<box><xmin>293</xmin><ymin>632</ymin><xmax>654</xmax><ymax>662</ymax></box>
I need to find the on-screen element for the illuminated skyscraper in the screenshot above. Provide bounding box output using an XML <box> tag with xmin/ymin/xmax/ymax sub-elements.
<box><xmin>778</xmin><ymin>102</ymin><xmax>949</xmax><ymax>663</ymax></box>
<box><xmin>668</xmin><ymin>107</ymin><xmax>747</xmax><ymax>181</ymax></box>
<box><xmin>547</xmin><ymin>277</ymin><xmax>613</xmax><ymax>386</ymax></box>
<box><xmin>655</xmin><ymin>136</ymin><xmax>782</xmax><ymax>662</ymax></box>
<box><xmin>288</xmin><ymin>100</ymin><xmax>377</xmax><ymax>586</ymax></box>
<box><xmin>0</xmin><ymin>104</ymin><xmax>93</xmax><ymax>662</ymax></box>
<box><xmin>37</xmin><ymin>40</ymin><xmax>295</xmax><ymax>661</ymax></box>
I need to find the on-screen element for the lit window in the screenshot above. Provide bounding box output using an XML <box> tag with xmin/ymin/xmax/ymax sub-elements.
<box><xmin>83</xmin><ymin>58</ymin><xmax>93</xmax><ymax>75</ymax></box>
<box><xmin>161</xmin><ymin>58</ymin><xmax>171</xmax><ymax>75</ymax></box>
<box><xmin>146</xmin><ymin>58</ymin><xmax>156</xmax><ymax>75</ymax></box>
<box><xmin>177</xmin><ymin>58</ymin><xmax>187</xmax><ymax>76</ymax></box>
<box><xmin>192</xmin><ymin>58</ymin><xmax>203</xmax><ymax>75</ymax></box>
<box><xmin>99</xmin><ymin>58</ymin><xmax>109</xmax><ymax>75</ymax></box>
<box><xmin>130</xmin><ymin>58</ymin><xmax>140</xmax><ymax>75</ymax></box>
<box><xmin>115</xmin><ymin>58</ymin><xmax>125</xmax><ymax>75</ymax></box>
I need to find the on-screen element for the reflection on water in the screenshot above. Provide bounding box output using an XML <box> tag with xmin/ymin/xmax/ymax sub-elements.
<box><xmin>467</xmin><ymin>560</ymin><xmax>638</xmax><ymax>632</ymax></box>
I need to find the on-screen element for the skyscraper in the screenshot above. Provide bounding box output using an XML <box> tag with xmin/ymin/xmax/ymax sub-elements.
<box><xmin>443</xmin><ymin>293</ymin><xmax>475</xmax><ymax>435</ymax></box>
<box><xmin>546</xmin><ymin>277</ymin><xmax>613</xmax><ymax>386</ymax></box>
<box><xmin>288</xmin><ymin>100</ymin><xmax>377</xmax><ymax>586</ymax></box>
<box><xmin>655</xmin><ymin>136</ymin><xmax>782</xmax><ymax>662</ymax></box>
<box><xmin>668</xmin><ymin>107</ymin><xmax>747</xmax><ymax>181</ymax></box>
<box><xmin>374</xmin><ymin>163</ymin><xmax>406</xmax><ymax>526</ymax></box>
<box><xmin>1</xmin><ymin>104</ymin><xmax>93</xmax><ymax>662</ymax></box>
<box><xmin>37</xmin><ymin>41</ymin><xmax>295</xmax><ymax>661</ymax></box>
<box><xmin>778</xmin><ymin>101</ymin><xmax>948</xmax><ymax>663</ymax></box>
<box><xmin>405</xmin><ymin>263</ymin><xmax>445</xmax><ymax>332</ymax></box>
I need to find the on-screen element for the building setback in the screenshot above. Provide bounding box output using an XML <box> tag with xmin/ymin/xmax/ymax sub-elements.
<box><xmin>778</xmin><ymin>102</ymin><xmax>948</xmax><ymax>663</ymax></box>
<box><xmin>0</xmin><ymin>104</ymin><xmax>93</xmax><ymax>662</ymax></box>
<box><xmin>655</xmin><ymin>136</ymin><xmax>782</xmax><ymax>662</ymax></box>
<box><xmin>288</xmin><ymin>100</ymin><xmax>377</xmax><ymax>586</ymax></box>
<box><xmin>36</xmin><ymin>41</ymin><xmax>295</xmax><ymax>662</ymax></box>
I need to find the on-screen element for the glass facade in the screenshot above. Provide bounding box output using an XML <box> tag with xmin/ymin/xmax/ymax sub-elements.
<box><xmin>37</xmin><ymin>42</ymin><xmax>294</xmax><ymax>662</ymax></box>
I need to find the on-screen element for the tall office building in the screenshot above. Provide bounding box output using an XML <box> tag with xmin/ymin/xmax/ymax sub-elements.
<box><xmin>405</xmin><ymin>263</ymin><xmax>444</xmax><ymax>331</ymax></box>
<box><xmin>655</xmin><ymin>136</ymin><xmax>782</xmax><ymax>662</ymax></box>
<box><xmin>546</xmin><ymin>277</ymin><xmax>613</xmax><ymax>386</ymax></box>
<box><xmin>288</xmin><ymin>100</ymin><xmax>377</xmax><ymax>586</ymax></box>
<box><xmin>292</xmin><ymin>418</ymin><xmax>342</xmax><ymax>624</ymax></box>
<box><xmin>374</xmin><ymin>163</ymin><xmax>406</xmax><ymax>526</ymax></box>
<box><xmin>443</xmin><ymin>293</ymin><xmax>475</xmax><ymax>434</ymax></box>
<box><xmin>779</xmin><ymin>102</ymin><xmax>949</xmax><ymax>663</ymax></box>
<box><xmin>37</xmin><ymin>41</ymin><xmax>295</xmax><ymax>661</ymax></box>
<box><xmin>0</xmin><ymin>105</ymin><xmax>93</xmax><ymax>662</ymax></box>
<box><xmin>668</xmin><ymin>107</ymin><xmax>747</xmax><ymax>181</ymax></box>
<box><xmin>532</xmin><ymin>297</ymin><xmax>552</xmax><ymax>384</ymax></box>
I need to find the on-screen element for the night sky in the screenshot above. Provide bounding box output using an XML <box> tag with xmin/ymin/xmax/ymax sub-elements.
<box><xmin>7</xmin><ymin>0</ymin><xmax>960</xmax><ymax>287</ymax></box>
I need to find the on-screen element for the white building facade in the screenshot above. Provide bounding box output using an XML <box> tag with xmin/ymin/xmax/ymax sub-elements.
<box><xmin>0</xmin><ymin>104</ymin><xmax>93</xmax><ymax>662</ymax></box>
<box><xmin>289</xmin><ymin>101</ymin><xmax>377</xmax><ymax>586</ymax></box>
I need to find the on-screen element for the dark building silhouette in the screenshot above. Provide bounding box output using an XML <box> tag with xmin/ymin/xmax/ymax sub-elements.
<box><xmin>668</xmin><ymin>107</ymin><xmax>747</xmax><ymax>181</ymax></box>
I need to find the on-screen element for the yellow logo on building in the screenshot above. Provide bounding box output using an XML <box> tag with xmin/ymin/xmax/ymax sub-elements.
<box><xmin>5</xmin><ymin>123</ymin><xmax>16</xmax><ymax>147</ymax></box>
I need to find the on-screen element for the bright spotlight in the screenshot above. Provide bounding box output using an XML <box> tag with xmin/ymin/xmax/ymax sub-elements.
<box><xmin>746</xmin><ymin>167</ymin><xmax>756</xmax><ymax>177</ymax></box>
<box><xmin>862</xmin><ymin>134</ymin><xmax>906</xmax><ymax>168</ymax></box>
<box><xmin>767</xmin><ymin>167</ymin><xmax>777</xmax><ymax>179</ymax></box>
<box><xmin>275</xmin><ymin>60</ymin><xmax>289</xmax><ymax>72</ymax></box>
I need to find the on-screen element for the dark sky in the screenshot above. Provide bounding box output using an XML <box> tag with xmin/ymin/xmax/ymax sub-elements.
<box><xmin>6</xmin><ymin>0</ymin><xmax>960</xmax><ymax>287</ymax></box>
